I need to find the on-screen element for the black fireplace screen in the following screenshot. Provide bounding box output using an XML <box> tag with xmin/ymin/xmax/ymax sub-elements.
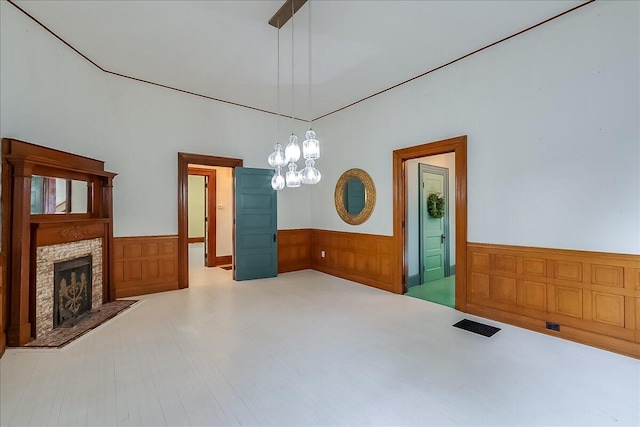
<box><xmin>53</xmin><ymin>255</ymin><xmax>92</xmax><ymax>328</ymax></box>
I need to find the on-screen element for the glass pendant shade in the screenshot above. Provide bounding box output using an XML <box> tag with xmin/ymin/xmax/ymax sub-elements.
<box><xmin>302</xmin><ymin>129</ymin><xmax>320</xmax><ymax>160</ymax></box>
<box><xmin>284</xmin><ymin>134</ymin><xmax>300</xmax><ymax>163</ymax></box>
<box><xmin>285</xmin><ymin>162</ymin><xmax>301</xmax><ymax>188</ymax></box>
<box><xmin>268</xmin><ymin>143</ymin><xmax>287</xmax><ymax>168</ymax></box>
<box><xmin>271</xmin><ymin>166</ymin><xmax>285</xmax><ymax>190</ymax></box>
<box><xmin>300</xmin><ymin>159</ymin><xmax>321</xmax><ymax>184</ymax></box>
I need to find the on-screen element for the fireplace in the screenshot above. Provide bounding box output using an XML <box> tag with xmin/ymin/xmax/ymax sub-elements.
<box><xmin>2</xmin><ymin>138</ymin><xmax>116</xmax><ymax>347</ymax></box>
<box><xmin>35</xmin><ymin>238</ymin><xmax>103</xmax><ymax>338</ymax></box>
<box><xmin>53</xmin><ymin>255</ymin><xmax>93</xmax><ymax>328</ymax></box>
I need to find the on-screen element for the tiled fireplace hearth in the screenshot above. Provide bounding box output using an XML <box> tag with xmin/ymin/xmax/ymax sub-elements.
<box><xmin>35</xmin><ymin>239</ymin><xmax>103</xmax><ymax>338</ymax></box>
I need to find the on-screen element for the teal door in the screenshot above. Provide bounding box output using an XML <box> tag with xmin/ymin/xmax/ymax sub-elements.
<box><xmin>234</xmin><ymin>168</ymin><xmax>278</xmax><ymax>281</ymax></box>
<box><xmin>419</xmin><ymin>164</ymin><xmax>449</xmax><ymax>283</ymax></box>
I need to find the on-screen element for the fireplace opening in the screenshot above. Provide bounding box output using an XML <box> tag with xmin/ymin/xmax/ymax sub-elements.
<box><xmin>53</xmin><ymin>255</ymin><xmax>93</xmax><ymax>328</ymax></box>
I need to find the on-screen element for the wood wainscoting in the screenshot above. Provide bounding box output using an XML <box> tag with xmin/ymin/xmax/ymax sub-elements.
<box><xmin>311</xmin><ymin>230</ymin><xmax>395</xmax><ymax>293</ymax></box>
<box><xmin>0</xmin><ymin>253</ymin><xmax>5</xmax><ymax>357</ymax></box>
<box><xmin>114</xmin><ymin>236</ymin><xmax>179</xmax><ymax>298</ymax></box>
<box><xmin>467</xmin><ymin>243</ymin><xmax>640</xmax><ymax>358</ymax></box>
<box><xmin>278</xmin><ymin>229</ymin><xmax>312</xmax><ymax>273</ymax></box>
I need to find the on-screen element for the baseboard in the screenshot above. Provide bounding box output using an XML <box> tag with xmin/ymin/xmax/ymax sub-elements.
<box><xmin>407</xmin><ymin>274</ymin><xmax>421</xmax><ymax>288</ymax></box>
<box><xmin>467</xmin><ymin>304</ymin><xmax>640</xmax><ymax>359</ymax></box>
<box><xmin>449</xmin><ymin>264</ymin><xmax>456</xmax><ymax>275</ymax></box>
<box><xmin>115</xmin><ymin>282</ymin><xmax>179</xmax><ymax>298</ymax></box>
<box><xmin>0</xmin><ymin>332</ymin><xmax>5</xmax><ymax>358</ymax></box>
<box><xmin>215</xmin><ymin>255</ymin><xmax>232</xmax><ymax>266</ymax></box>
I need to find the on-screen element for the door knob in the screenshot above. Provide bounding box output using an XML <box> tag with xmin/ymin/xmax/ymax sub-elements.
<box><xmin>441</xmin><ymin>234</ymin><xmax>445</xmax><ymax>244</ymax></box>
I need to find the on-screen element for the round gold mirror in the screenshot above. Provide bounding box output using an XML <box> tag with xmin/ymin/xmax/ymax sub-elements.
<box><xmin>334</xmin><ymin>168</ymin><xmax>376</xmax><ymax>225</ymax></box>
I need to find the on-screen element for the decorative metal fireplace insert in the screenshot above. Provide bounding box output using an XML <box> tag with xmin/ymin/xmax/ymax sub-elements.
<box><xmin>53</xmin><ymin>255</ymin><xmax>93</xmax><ymax>328</ymax></box>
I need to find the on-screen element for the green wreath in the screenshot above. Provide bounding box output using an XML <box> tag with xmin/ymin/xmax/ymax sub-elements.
<box><xmin>427</xmin><ymin>193</ymin><xmax>445</xmax><ymax>218</ymax></box>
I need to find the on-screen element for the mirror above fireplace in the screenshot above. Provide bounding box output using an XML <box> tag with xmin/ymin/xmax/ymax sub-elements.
<box><xmin>30</xmin><ymin>176</ymin><xmax>91</xmax><ymax>214</ymax></box>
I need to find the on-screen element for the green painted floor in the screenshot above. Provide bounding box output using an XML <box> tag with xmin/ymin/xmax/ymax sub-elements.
<box><xmin>405</xmin><ymin>275</ymin><xmax>455</xmax><ymax>308</ymax></box>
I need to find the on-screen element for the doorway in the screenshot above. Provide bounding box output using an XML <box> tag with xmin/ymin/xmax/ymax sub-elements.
<box><xmin>187</xmin><ymin>167</ymin><xmax>216</xmax><ymax>268</ymax></box>
<box><xmin>392</xmin><ymin>136</ymin><xmax>467</xmax><ymax>311</ymax></box>
<box><xmin>187</xmin><ymin>166</ymin><xmax>235</xmax><ymax>270</ymax></box>
<box><xmin>177</xmin><ymin>153</ymin><xmax>243</xmax><ymax>289</ymax></box>
<box><xmin>405</xmin><ymin>158</ymin><xmax>455</xmax><ymax>308</ymax></box>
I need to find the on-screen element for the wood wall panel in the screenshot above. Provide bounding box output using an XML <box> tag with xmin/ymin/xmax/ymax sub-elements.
<box><xmin>310</xmin><ymin>230</ymin><xmax>395</xmax><ymax>292</ymax></box>
<box><xmin>591</xmin><ymin>264</ymin><xmax>623</xmax><ymax>288</ymax></box>
<box><xmin>555</xmin><ymin>286</ymin><xmax>583</xmax><ymax>318</ymax></box>
<box><xmin>592</xmin><ymin>292</ymin><xmax>624</xmax><ymax>327</ymax></box>
<box><xmin>470</xmin><ymin>273</ymin><xmax>489</xmax><ymax>298</ymax></box>
<box><xmin>467</xmin><ymin>243</ymin><xmax>640</xmax><ymax>358</ymax></box>
<box><xmin>0</xmin><ymin>254</ymin><xmax>5</xmax><ymax>357</ymax></box>
<box><xmin>523</xmin><ymin>281</ymin><xmax>547</xmax><ymax>311</ymax></box>
<box><xmin>491</xmin><ymin>276</ymin><xmax>517</xmax><ymax>304</ymax></box>
<box><xmin>278</xmin><ymin>229</ymin><xmax>312</xmax><ymax>273</ymax></box>
<box><xmin>114</xmin><ymin>235</ymin><xmax>178</xmax><ymax>298</ymax></box>
<box><xmin>523</xmin><ymin>257</ymin><xmax>546</xmax><ymax>277</ymax></box>
<box><xmin>554</xmin><ymin>260</ymin><xmax>583</xmax><ymax>282</ymax></box>
<box><xmin>495</xmin><ymin>255</ymin><xmax>516</xmax><ymax>273</ymax></box>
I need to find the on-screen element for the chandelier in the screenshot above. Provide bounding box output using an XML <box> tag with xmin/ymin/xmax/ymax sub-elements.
<box><xmin>268</xmin><ymin>0</ymin><xmax>321</xmax><ymax>190</ymax></box>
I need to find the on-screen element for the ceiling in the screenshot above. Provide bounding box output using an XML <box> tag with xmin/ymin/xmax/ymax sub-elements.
<box><xmin>14</xmin><ymin>0</ymin><xmax>586</xmax><ymax>121</ymax></box>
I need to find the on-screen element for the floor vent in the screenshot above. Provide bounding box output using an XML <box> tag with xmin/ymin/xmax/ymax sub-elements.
<box><xmin>453</xmin><ymin>319</ymin><xmax>501</xmax><ymax>337</ymax></box>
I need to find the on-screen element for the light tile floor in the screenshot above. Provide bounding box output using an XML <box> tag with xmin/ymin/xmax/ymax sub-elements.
<box><xmin>1</xmin><ymin>265</ymin><xmax>639</xmax><ymax>426</ymax></box>
<box><xmin>406</xmin><ymin>275</ymin><xmax>456</xmax><ymax>308</ymax></box>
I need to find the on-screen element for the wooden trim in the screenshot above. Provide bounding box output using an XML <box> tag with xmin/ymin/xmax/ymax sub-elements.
<box><xmin>6</xmin><ymin>0</ymin><xmax>595</xmax><ymax>123</ymax></box>
<box><xmin>392</xmin><ymin>136</ymin><xmax>467</xmax><ymax>311</ymax></box>
<box><xmin>178</xmin><ymin>153</ymin><xmax>242</xmax><ymax>288</ymax></box>
<box><xmin>113</xmin><ymin>235</ymin><xmax>178</xmax><ymax>298</ymax></box>
<box><xmin>0</xmin><ymin>253</ymin><xmax>6</xmax><ymax>357</ymax></box>
<box><xmin>215</xmin><ymin>255</ymin><xmax>232</xmax><ymax>267</ymax></box>
<box><xmin>278</xmin><ymin>229</ymin><xmax>312</xmax><ymax>273</ymax></box>
<box><xmin>1</xmin><ymin>138</ymin><xmax>116</xmax><ymax>346</ymax></box>
<box><xmin>466</xmin><ymin>242</ymin><xmax>640</xmax><ymax>358</ymax></box>
<box><xmin>311</xmin><ymin>1</ymin><xmax>597</xmax><ymax>122</ymax></box>
<box><xmin>268</xmin><ymin>0</ymin><xmax>307</xmax><ymax>28</ymax></box>
<box><xmin>310</xmin><ymin>229</ymin><xmax>394</xmax><ymax>292</ymax></box>
<box><xmin>188</xmin><ymin>237</ymin><xmax>205</xmax><ymax>244</ymax></box>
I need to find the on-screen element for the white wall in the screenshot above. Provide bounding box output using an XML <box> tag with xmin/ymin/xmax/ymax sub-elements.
<box><xmin>187</xmin><ymin>175</ymin><xmax>205</xmax><ymax>238</ymax></box>
<box><xmin>214</xmin><ymin>167</ymin><xmax>233</xmax><ymax>257</ymax></box>
<box><xmin>2</xmin><ymin>1</ymin><xmax>639</xmax><ymax>255</ymax></box>
<box><xmin>406</xmin><ymin>154</ymin><xmax>456</xmax><ymax>277</ymax></box>
<box><xmin>313</xmin><ymin>1</ymin><xmax>640</xmax><ymax>255</ymax></box>
<box><xmin>0</xmin><ymin>1</ymin><xmax>312</xmax><ymax>240</ymax></box>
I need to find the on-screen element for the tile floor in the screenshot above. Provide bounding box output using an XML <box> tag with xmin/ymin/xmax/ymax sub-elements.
<box><xmin>405</xmin><ymin>275</ymin><xmax>456</xmax><ymax>308</ymax></box>
<box><xmin>1</xmin><ymin>263</ymin><xmax>638</xmax><ymax>426</ymax></box>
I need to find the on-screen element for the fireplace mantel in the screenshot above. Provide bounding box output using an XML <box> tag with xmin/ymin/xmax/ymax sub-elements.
<box><xmin>2</xmin><ymin>138</ymin><xmax>116</xmax><ymax>347</ymax></box>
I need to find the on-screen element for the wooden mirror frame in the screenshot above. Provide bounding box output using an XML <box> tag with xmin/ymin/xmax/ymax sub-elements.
<box><xmin>334</xmin><ymin>168</ymin><xmax>376</xmax><ymax>225</ymax></box>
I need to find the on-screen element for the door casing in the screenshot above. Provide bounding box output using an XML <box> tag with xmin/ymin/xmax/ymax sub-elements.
<box><xmin>178</xmin><ymin>153</ymin><xmax>242</xmax><ymax>288</ymax></box>
<box><xmin>392</xmin><ymin>135</ymin><xmax>467</xmax><ymax>311</ymax></box>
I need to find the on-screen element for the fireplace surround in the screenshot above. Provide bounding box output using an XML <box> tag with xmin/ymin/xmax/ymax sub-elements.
<box><xmin>1</xmin><ymin>138</ymin><xmax>116</xmax><ymax>348</ymax></box>
<box><xmin>35</xmin><ymin>240</ymin><xmax>103</xmax><ymax>337</ymax></box>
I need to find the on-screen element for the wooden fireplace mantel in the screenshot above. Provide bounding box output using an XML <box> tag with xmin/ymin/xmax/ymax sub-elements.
<box><xmin>1</xmin><ymin>138</ymin><xmax>117</xmax><ymax>348</ymax></box>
